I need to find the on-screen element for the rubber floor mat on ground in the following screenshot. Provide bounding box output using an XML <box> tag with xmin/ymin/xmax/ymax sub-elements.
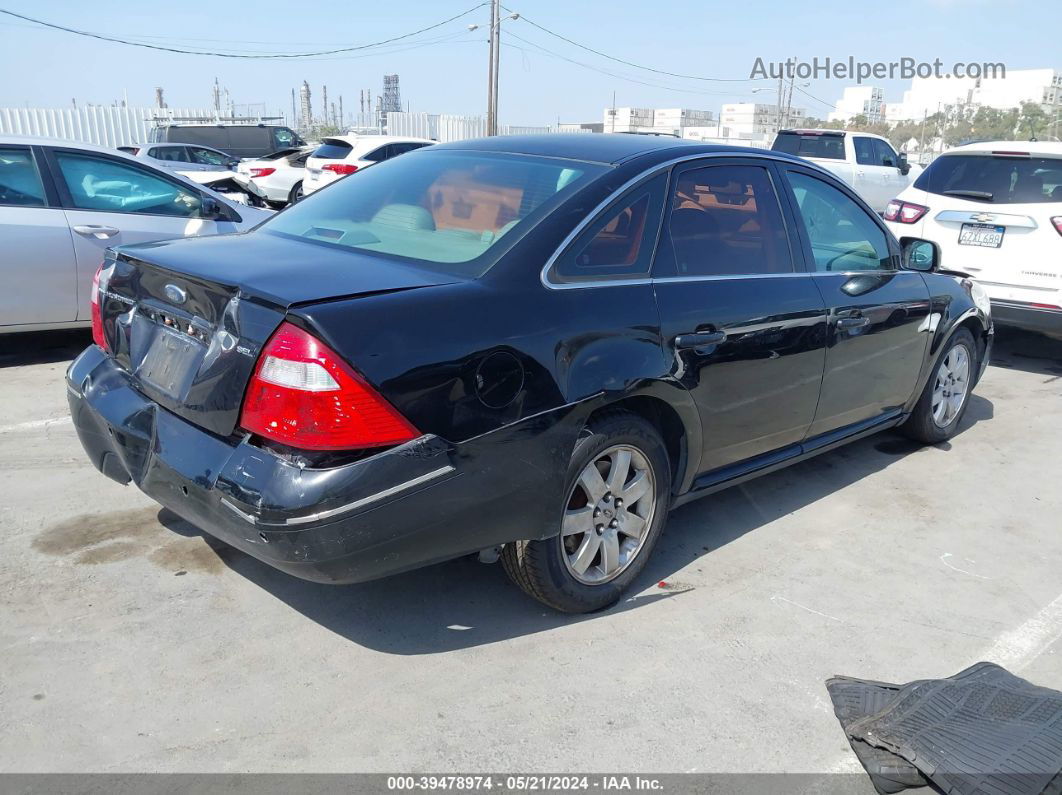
<box><xmin>828</xmin><ymin>662</ymin><xmax>1062</xmax><ymax>795</ymax></box>
<box><xmin>826</xmin><ymin>675</ymin><xmax>928</xmax><ymax>794</ymax></box>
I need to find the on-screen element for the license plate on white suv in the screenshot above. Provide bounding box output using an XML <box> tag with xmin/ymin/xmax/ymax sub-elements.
<box><xmin>958</xmin><ymin>223</ymin><xmax>1005</xmax><ymax>248</ymax></box>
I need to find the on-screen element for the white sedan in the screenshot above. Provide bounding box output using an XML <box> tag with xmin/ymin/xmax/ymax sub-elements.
<box><xmin>234</xmin><ymin>146</ymin><xmax>313</xmax><ymax>207</ymax></box>
<box><xmin>303</xmin><ymin>135</ymin><xmax>434</xmax><ymax>195</ymax></box>
<box><xmin>0</xmin><ymin>136</ymin><xmax>271</xmax><ymax>335</ymax></box>
<box><xmin>884</xmin><ymin>140</ymin><xmax>1062</xmax><ymax>338</ymax></box>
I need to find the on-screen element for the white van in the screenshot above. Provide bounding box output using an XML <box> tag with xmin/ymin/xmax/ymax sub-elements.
<box><xmin>883</xmin><ymin>141</ymin><xmax>1062</xmax><ymax>338</ymax></box>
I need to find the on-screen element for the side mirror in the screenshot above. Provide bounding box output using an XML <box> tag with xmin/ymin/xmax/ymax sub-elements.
<box><xmin>225</xmin><ymin>159</ymin><xmax>239</xmax><ymax>171</ymax></box>
<box><xmin>902</xmin><ymin>239</ymin><xmax>939</xmax><ymax>272</ymax></box>
<box><xmin>898</xmin><ymin>152</ymin><xmax>911</xmax><ymax>176</ymax></box>
<box><xmin>199</xmin><ymin>196</ymin><xmax>227</xmax><ymax>221</ymax></box>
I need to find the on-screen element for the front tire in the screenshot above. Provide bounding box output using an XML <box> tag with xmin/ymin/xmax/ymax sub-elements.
<box><xmin>502</xmin><ymin>410</ymin><xmax>671</xmax><ymax>613</ymax></box>
<box><xmin>900</xmin><ymin>327</ymin><xmax>977</xmax><ymax>444</ymax></box>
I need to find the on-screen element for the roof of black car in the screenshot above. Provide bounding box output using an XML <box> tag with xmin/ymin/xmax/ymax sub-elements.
<box><xmin>431</xmin><ymin>133</ymin><xmax>794</xmax><ymax>166</ymax></box>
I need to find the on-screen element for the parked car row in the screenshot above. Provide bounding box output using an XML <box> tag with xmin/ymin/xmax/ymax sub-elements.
<box><xmin>67</xmin><ymin>134</ymin><xmax>992</xmax><ymax>613</ymax></box>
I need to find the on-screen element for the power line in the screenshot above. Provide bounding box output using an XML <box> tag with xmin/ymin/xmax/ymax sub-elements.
<box><xmin>504</xmin><ymin>7</ymin><xmax>769</xmax><ymax>84</ymax></box>
<box><xmin>504</xmin><ymin>32</ymin><xmax>757</xmax><ymax>98</ymax></box>
<box><xmin>0</xmin><ymin>4</ymin><xmax>487</xmax><ymax>58</ymax></box>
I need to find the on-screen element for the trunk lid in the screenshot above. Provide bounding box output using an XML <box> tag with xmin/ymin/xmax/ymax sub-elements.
<box><xmin>98</xmin><ymin>231</ymin><xmax>457</xmax><ymax>437</ymax></box>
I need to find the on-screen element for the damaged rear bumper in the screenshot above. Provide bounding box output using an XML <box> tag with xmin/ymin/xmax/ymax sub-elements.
<box><xmin>66</xmin><ymin>346</ymin><xmax>568</xmax><ymax>584</ymax></box>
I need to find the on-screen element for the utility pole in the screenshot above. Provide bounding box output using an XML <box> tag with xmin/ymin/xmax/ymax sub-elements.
<box><xmin>486</xmin><ymin>0</ymin><xmax>498</xmax><ymax>135</ymax></box>
<box><xmin>291</xmin><ymin>88</ymin><xmax>296</xmax><ymax>131</ymax></box>
<box><xmin>776</xmin><ymin>75</ymin><xmax>783</xmax><ymax>135</ymax></box>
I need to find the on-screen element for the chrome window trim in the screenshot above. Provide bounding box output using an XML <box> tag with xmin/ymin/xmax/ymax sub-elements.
<box><xmin>540</xmin><ymin>150</ymin><xmax>837</xmax><ymax>291</ymax></box>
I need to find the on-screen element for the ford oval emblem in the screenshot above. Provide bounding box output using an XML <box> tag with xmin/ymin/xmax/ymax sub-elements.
<box><xmin>164</xmin><ymin>284</ymin><xmax>187</xmax><ymax>305</ymax></box>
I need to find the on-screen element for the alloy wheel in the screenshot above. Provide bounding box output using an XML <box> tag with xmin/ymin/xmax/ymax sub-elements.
<box><xmin>561</xmin><ymin>445</ymin><xmax>656</xmax><ymax>585</ymax></box>
<box><xmin>932</xmin><ymin>344</ymin><xmax>971</xmax><ymax>428</ymax></box>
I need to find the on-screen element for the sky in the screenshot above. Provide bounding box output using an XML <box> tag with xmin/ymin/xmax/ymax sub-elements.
<box><xmin>0</xmin><ymin>0</ymin><xmax>1056</xmax><ymax>126</ymax></box>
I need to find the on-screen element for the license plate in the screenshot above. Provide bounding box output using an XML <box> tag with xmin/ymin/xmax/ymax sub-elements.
<box><xmin>958</xmin><ymin>223</ymin><xmax>1005</xmax><ymax>248</ymax></box>
<box><xmin>139</xmin><ymin>328</ymin><xmax>202</xmax><ymax>398</ymax></box>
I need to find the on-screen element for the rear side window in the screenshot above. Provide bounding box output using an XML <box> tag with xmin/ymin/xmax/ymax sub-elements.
<box><xmin>55</xmin><ymin>151</ymin><xmax>206</xmax><ymax>218</ymax></box>
<box><xmin>553</xmin><ymin>172</ymin><xmax>668</xmax><ymax>282</ymax></box>
<box><xmin>788</xmin><ymin>171</ymin><xmax>892</xmax><ymax>272</ymax></box>
<box><xmin>773</xmin><ymin>132</ymin><xmax>845</xmax><ymax>160</ymax></box>
<box><xmin>914</xmin><ymin>154</ymin><xmax>1062</xmax><ymax>204</ymax></box>
<box><xmin>853</xmin><ymin>137</ymin><xmax>877</xmax><ymax>166</ymax></box>
<box><xmin>262</xmin><ymin>151</ymin><xmax>603</xmax><ymax>276</ymax></box>
<box><xmin>0</xmin><ymin>147</ymin><xmax>47</xmax><ymax>207</ymax></box>
<box><xmin>362</xmin><ymin>145</ymin><xmax>393</xmax><ymax>163</ymax></box>
<box><xmin>312</xmin><ymin>139</ymin><xmax>354</xmax><ymax>159</ymax></box>
<box><xmin>666</xmin><ymin>164</ymin><xmax>793</xmax><ymax>277</ymax></box>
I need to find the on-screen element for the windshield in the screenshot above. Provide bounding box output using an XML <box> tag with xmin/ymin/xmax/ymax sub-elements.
<box><xmin>773</xmin><ymin>132</ymin><xmax>846</xmax><ymax>160</ymax></box>
<box><xmin>914</xmin><ymin>154</ymin><xmax>1062</xmax><ymax>204</ymax></box>
<box><xmin>261</xmin><ymin>150</ymin><xmax>605</xmax><ymax>277</ymax></box>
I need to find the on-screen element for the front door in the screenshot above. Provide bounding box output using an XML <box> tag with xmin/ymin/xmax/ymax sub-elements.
<box><xmin>45</xmin><ymin>148</ymin><xmax>232</xmax><ymax>321</ymax></box>
<box><xmin>781</xmin><ymin>167</ymin><xmax>932</xmax><ymax>438</ymax></box>
<box><xmin>652</xmin><ymin>159</ymin><xmax>828</xmax><ymax>476</ymax></box>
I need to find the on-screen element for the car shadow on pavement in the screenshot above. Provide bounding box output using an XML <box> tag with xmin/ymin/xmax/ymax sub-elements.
<box><xmin>988</xmin><ymin>328</ymin><xmax>1062</xmax><ymax>378</ymax></box>
<box><xmin>161</xmin><ymin>394</ymin><xmax>994</xmax><ymax>655</ymax></box>
<box><xmin>0</xmin><ymin>329</ymin><xmax>90</xmax><ymax>369</ymax></box>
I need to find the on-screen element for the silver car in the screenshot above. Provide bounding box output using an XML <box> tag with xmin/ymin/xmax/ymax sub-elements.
<box><xmin>0</xmin><ymin>136</ymin><xmax>271</xmax><ymax>334</ymax></box>
<box><xmin>118</xmin><ymin>143</ymin><xmax>240</xmax><ymax>173</ymax></box>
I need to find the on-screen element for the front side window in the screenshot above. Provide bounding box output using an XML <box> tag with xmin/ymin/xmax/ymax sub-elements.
<box><xmin>788</xmin><ymin>171</ymin><xmax>892</xmax><ymax>272</ymax></box>
<box><xmin>873</xmin><ymin>139</ymin><xmax>898</xmax><ymax>168</ymax></box>
<box><xmin>262</xmin><ymin>150</ymin><xmax>604</xmax><ymax>276</ymax></box>
<box><xmin>273</xmin><ymin>128</ymin><xmax>295</xmax><ymax>147</ymax></box>
<box><xmin>552</xmin><ymin>172</ymin><xmax>667</xmax><ymax>281</ymax></box>
<box><xmin>0</xmin><ymin>147</ymin><xmax>47</xmax><ymax>207</ymax></box>
<box><xmin>55</xmin><ymin>152</ymin><xmax>206</xmax><ymax>218</ymax></box>
<box><xmin>914</xmin><ymin>154</ymin><xmax>1062</xmax><ymax>204</ymax></box>
<box><xmin>666</xmin><ymin>164</ymin><xmax>793</xmax><ymax>277</ymax></box>
<box><xmin>188</xmin><ymin>147</ymin><xmax>229</xmax><ymax>166</ymax></box>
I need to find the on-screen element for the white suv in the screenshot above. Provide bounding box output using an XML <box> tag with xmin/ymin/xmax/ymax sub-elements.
<box><xmin>303</xmin><ymin>135</ymin><xmax>434</xmax><ymax>195</ymax></box>
<box><xmin>884</xmin><ymin>141</ymin><xmax>1062</xmax><ymax>338</ymax></box>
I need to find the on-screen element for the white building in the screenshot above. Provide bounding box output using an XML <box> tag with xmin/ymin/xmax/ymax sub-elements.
<box><xmin>718</xmin><ymin>103</ymin><xmax>806</xmax><ymax>138</ymax></box>
<box><xmin>828</xmin><ymin>86</ymin><xmax>885</xmax><ymax>124</ymax></box>
<box><xmin>602</xmin><ymin>106</ymin><xmax>714</xmax><ymax>134</ymax></box>
<box><xmin>887</xmin><ymin>68</ymin><xmax>1061</xmax><ymax>121</ymax></box>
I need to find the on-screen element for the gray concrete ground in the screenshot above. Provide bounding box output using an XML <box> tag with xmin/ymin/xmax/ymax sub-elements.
<box><xmin>1</xmin><ymin>327</ymin><xmax>1061</xmax><ymax>780</ymax></box>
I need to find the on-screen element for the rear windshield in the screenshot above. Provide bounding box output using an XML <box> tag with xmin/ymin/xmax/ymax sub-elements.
<box><xmin>914</xmin><ymin>154</ymin><xmax>1062</xmax><ymax>204</ymax></box>
<box><xmin>772</xmin><ymin>132</ymin><xmax>846</xmax><ymax>160</ymax></box>
<box><xmin>312</xmin><ymin>139</ymin><xmax>354</xmax><ymax>159</ymax></box>
<box><xmin>261</xmin><ymin>150</ymin><xmax>605</xmax><ymax>277</ymax></box>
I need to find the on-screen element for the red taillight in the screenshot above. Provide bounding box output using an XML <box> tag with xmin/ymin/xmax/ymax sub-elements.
<box><xmin>1052</xmin><ymin>217</ymin><xmax>1062</xmax><ymax>237</ymax></box>
<box><xmin>884</xmin><ymin>199</ymin><xmax>929</xmax><ymax>224</ymax></box>
<box><xmin>90</xmin><ymin>263</ymin><xmax>108</xmax><ymax>352</ymax></box>
<box><xmin>239</xmin><ymin>322</ymin><xmax>418</xmax><ymax>451</ymax></box>
<box><xmin>249</xmin><ymin>167</ymin><xmax>276</xmax><ymax>178</ymax></box>
<box><xmin>322</xmin><ymin>163</ymin><xmax>358</xmax><ymax>175</ymax></box>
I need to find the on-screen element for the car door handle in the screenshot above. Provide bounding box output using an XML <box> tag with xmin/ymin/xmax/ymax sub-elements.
<box><xmin>836</xmin><ymin>315</ymin><xmax>869</xmax><ymax>330</ymax></box>
<box><xmin>73</xmin><ymin>225</ymin><xmax>120</xmax><ymax>239</ymax></box>
<box><xmin>675</xmin><ymin>329</ymin><xmax>727</xmax><ymax>349</ymax></box>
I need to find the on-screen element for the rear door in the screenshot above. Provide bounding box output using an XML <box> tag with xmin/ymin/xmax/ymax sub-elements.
<box><xmin>780</xmin><ymin>165</ymin><xmax>931</xmax><ymax>439</ymax></box>
<box><xmin>652</xmin><ymin>158</ymin><xmax>828</xmax><ymax>476</ymax></box>
<box><xmin>44</xmin><ymin>147</ymin><xmax>238</xmax><ymax>321</ymax></box>
<box><xmin>872</xmin><ymin>138</ymin><xmax>909</xmax><ymax>204</ymax></box>
<box><xmin>0</xmin><ymin>144</ymin><xmax>79</xmax><ymax>326</ymax></box>
<box><xmin>852</xmin><ymin>135</ymin><xmax>892</xmax><ymax>211</ymax></box>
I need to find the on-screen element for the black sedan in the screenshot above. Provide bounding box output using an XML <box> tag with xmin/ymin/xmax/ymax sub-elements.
<box><xmin>68</xmin><ymin>135</ymin><xmax>993</xmax><ymax>613</ymax></box>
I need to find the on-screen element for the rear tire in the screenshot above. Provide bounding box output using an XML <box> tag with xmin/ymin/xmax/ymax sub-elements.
<box><xmin>502</xmin><ymin>410</ymin><xmax>671</xmax><ymax>613</ymax></box>
<box><xmin>900</xmin><ymin>328</ymin><xmax>977</xmax><ymax>444</ymax></box>
<box><xmin>288</xmin><ymin>181</ymin><xmax>304</xmax><ymax>205</ymax></box>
